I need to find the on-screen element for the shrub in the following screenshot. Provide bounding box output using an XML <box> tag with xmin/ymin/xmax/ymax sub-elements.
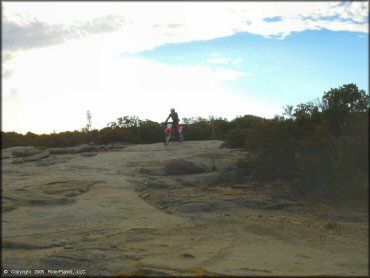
<box><xmin>241</xmin><ymin>84</ymin><xmax>369</xmax><ymax>202</ymax></box>
<box><xmin>95</xmin><ymin>127</ymin><xmax>137</xmax><ymax>145</ymax></box>
<box><xmin>225</xmin><ymin>128</ymin><xmax>250</xmax><ymax>148</ymax></box>
<box><xmin>138</xmin><ymin>120</ymin><xmax>162</xmax><ymax>143</ymax></box>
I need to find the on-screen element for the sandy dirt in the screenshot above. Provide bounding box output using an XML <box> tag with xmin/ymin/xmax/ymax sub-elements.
<box><xmin>2</xmin><ymin>140</ymin><xmax>368</xmax><ymax>276</ymax></box>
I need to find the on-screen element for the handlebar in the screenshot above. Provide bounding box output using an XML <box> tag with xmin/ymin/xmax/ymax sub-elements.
<box><xmin>161</xmin><ymin>122</ymin><xmax>181</xmax><ymax>125</ymax></box>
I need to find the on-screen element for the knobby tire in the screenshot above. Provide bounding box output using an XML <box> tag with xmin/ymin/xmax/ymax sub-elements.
<box><xmin>164</xmin><ymin>133</ymin><xmax>171</xmax><ymax>145</ymax></box>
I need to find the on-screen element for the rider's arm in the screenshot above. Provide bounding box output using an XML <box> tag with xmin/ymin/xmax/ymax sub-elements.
<box><xmin>164</xmin><ymin>115</ymin><xmax>170</xmax><ymax>123</ymax></box>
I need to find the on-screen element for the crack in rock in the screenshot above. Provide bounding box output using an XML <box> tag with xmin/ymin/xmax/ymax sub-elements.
<box><xmin>2</xmin><ymin>240</ymin><xmax>63</xmax><ymax>249</ymax></box>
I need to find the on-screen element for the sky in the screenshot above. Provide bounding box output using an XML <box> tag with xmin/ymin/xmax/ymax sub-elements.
<box><xmin>2</xmin><ymin>1</ymin><xmax>369</xmax><ymax>134</ymax></box>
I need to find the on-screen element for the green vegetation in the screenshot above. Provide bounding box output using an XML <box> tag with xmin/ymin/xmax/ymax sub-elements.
<box><xmin>2</xmin><ymin>83</ymin><xmax>368</xmax><ymax>202</ymax></box>
<box><xmin>240</xmin><ymin>84</ymin><xmax>369</xmax><ymax>202</ymax></box>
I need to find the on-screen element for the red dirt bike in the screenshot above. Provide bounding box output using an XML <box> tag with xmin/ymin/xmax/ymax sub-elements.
<box><xmin>163</xmin><ymin>122</ymin><xmax>184</xmax><ymax>145</ymax></box>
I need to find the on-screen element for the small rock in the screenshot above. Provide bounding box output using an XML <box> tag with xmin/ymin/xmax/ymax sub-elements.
<box><xmin>181</xmin><ymin>253</ymin><xmax>194</xmax><ymax>258</ymax></box>
<box><xmin>212</xmin><ymin>199</ymin><xmax>237</xmax><ymax>210</ymax></box>
<box><xmin>177</xmin><ymin>202</ymin><xmax>214</xmax><ymax>213</ymax></box>
<box><xmin>137</xmin><ymin>267</ymin><xmax>171</xmax><ymax>276</ymax></box>
<box><xmin>135</xmin><ymin>184</ymin><xmax>146</xmax><ymax>192</ymax></box>
<box><xmin>324</xmin><ymin>220</ymin><xmax>338</xmax><ymax>229</ymax></box>
<box><xmin>145</xmin><ymin>183</ymin><xmax>169</xmax><ymax>189</ymax></box>
<box><xmin>2</xmin><ymin>198</ymin><xmax>16</xmax><ymax>212</ymax></box>
<box><xmin>129</xmin><ymin>255</ymin><xmax>141</xmax><ymax>261</ymax></box>
<box><xmin>21</xmin><ymin>195</ymin><xmax>70</xmax><ymax>205</ymax></box>
<box><xmin>80</xmin><ymin>152</ymin><xmax>98</xmax><ymax>157</ymax></box>
<box><xmin>91</xmin><ymin>250</ymin><xmax>105</xmax><ymax>257</ymax></box>
<box><xmin>231</xmin><ymin>184</ymin><xmax>256</xmax><ymax>189</ymax></box>
<box><xmin>291</xmin><ymin>221</ymin><xmax>302</xmax><ymax>224</ymax></box>
<box><xmin>127</xmin><ymin>235</ymin><xmax>154</xmax><ymax>242</ymax></box>
<box><xmin>64</xmin><ymin>245</ymin><xmax>74</xmax><ymax>249</ymax></box>
<box><xmin>74</xmin><ymin>145</ymin><xmax>97</xmax><ymax>153</ymax></box>
<box><xmin>296</xmin><ymin>253</ymin><xmax>312</xmax><ymax>259</ymax></box>
<box><xmin>263</xmin><ymin>202</ymin><xmax>294</xmax><ymax>210</ymax></box>
<box><xmin>139</xmin><ymin>168</ymin><xmax>150</xmax><ymax>174</ymax></box>
<box><xmin>49</xmin><ymin>147</ymin><xmax>76</xmax><ymax>154</ymax></box>
<box><xmin>109</xmin><ymin>142</ymin><xmax>129</xmax><ymax>149</ymax></box>
<box><xmin>141</xmin><ymin>193</ymin><xmax>149</xmax><ymax>199</ymax></box>
<box><xmin>35</xmin><ymin>159</ymin><xmax>57</xmax><ymax>166</ymax></box>
<box><xmin>78</xmin><ymin>188</ymin><xmax>88</xmax><ymax>193</ymax></box>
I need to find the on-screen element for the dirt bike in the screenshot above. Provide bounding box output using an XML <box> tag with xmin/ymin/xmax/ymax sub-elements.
<box><xmin>163</xmin><ymin>122</ymin><xmax>184</xmax><ymax>145</ymax></box>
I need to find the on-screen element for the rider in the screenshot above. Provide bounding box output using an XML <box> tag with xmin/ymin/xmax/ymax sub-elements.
<box><xmin>165</xmin><ymin>108</ymin><xmax>180</xmax><ymax>139</ymax></box>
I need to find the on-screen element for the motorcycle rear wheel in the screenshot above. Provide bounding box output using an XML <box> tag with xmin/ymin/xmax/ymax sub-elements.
<box><xmin>178</xmin><ymin>133</ymin><xmax>184</xmax><ymax>142</ymax></box>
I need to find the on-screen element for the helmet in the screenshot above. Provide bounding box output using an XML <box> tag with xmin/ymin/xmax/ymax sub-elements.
<box><xmin>170</xmin><ymin>108</ymin><xmax>175</xmax><ymax>113</ymax></box>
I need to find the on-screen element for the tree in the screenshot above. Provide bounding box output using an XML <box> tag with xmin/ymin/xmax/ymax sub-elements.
<box><xmin>322</xmin><ymin>83</ymin><xmax>369</xmax><ymax>113</ymax></box>
<box><xmin>282</xmin><ymin>105</ymin><xmax>294</xmax><ymax>119</ymax></box>
<box><xmin>293</xmin><ymin>101</ymin><xmax>320</xmax><ymax>121</ymax></box>
<box><xmin>116</xmin><ymin>116</ymin><xmax>142</xmax><ymax>128</ymax></box>
<box><xmin>229</xmin><ymin>115</ymin><xmax>265</xmax><ymax>129</ymax></box>
<box><xmin>86</xmin><ymin>110</ymin><xmax>92</xmax><ymax>131</ymax></box>
<box><xmin>321</xmin><ymin>83</ymin><xmax>369</xmax><ymax>136</ymax></box>
<box><xmin>82</xmin><ymin>110</ymin><xmax>93</xmax><ymax>143</ymax></box>
<box><xmin>237</xmin><ymin>83</ymin><xmax>368</xmax><ymax>202</ymax></box>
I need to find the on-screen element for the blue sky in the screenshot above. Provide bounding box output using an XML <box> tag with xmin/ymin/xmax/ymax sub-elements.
<box><xmin>2</xmin><ymin>2</ymin><xmax>369</xmax><ymax>134</ymax></box>
<box><xmin>132</xmin><ymin>29</ymin><xmax>368</xmax><ymax>104</ymax></box>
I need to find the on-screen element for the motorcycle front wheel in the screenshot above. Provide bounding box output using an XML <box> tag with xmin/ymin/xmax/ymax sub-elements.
<box><xmin>164</xmin><ymin>133</ymin><xmax>171</xmax><ymax>145</ymax></box>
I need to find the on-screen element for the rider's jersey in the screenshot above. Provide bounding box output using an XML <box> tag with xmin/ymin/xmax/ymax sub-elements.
<box><xmin>169</xmin><ymin>112</ymin><xmax>179</xmax><ymax>124</ymax></box>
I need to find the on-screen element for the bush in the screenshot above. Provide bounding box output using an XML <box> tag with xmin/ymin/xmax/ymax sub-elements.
<box><xmin>225</xmin><ymin>128</ymin><xmax>250</xmax><ymax>148</ymax></box>
<box><xmin>138</xmin><ymin>120</ymin><xmax>162</xmax><ymax>143</ymax></box>
<box><xmin>95</xmin><ymin>127</ymin><xmax>138</xmax><ymax>145</ymax></box>
<box><xmin>241</xmin><ymin>84</ymin><xmax>369</xmax><ymax>202</ymax></box>
<box><xmin>244</xmin><ymin>118</ymin><xmax>298</xmax><ymax>180</ymax></box>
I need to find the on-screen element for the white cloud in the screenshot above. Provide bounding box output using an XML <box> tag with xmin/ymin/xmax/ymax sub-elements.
<box><xmin>2</xmin><ymin>2</ymin><xmax>367</xmax><ymax>67</ymax></box>
<box><xmin>2</xmin><ymin>42</ymin><xmax>257</xmax><ymax>133</ymax></box>
<box><xmin>232</xmin><ymin>57</ymin><xmax>244</xmax><ymax>65</ymax></box>
<box><xmin>207</xmin><ymin>58</ymin><xmax>230</xmax><ymax>65</ymax></box>
<box><xmin>3</xmin><ymin>2</ymin><xmax>368</xmax><ymax>55</ymax></box>
<box><xmin>207</xmin><ymin>56</ymin><xmax>245</xmax><ymax>68</ymax></box>
<box><xmin>209</xmin><ymin>53</ymin><xmax>221</xmax><ymax>57</ymax></box>
<box><xmin>2</xmin><ymin>2</ymin><xmax>368</xmax><ymax>133</ymax></box>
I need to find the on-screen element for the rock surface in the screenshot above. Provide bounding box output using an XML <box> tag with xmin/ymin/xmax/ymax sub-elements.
<box><xmin>10</xmin><ymin>146</ymin><xmax>44</xmax><ymax>157</ymax></box>
<box><xmin>2</xmin><ymin>140</ymin><xmax>368</xmax><ymax>276</ymax></box>
<box><xmin>23</xmin><ymin>151</ymin><xmax>50</xmax><ymax>162</ymax></box>
<box><xmin>164</xmin><ymin>159</ymin><xmax>208</xmax><ymax>175</ymax></box>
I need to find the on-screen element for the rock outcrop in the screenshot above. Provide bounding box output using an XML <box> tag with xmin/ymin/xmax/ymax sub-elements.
<box><xmin>2</xmin><ymin>140</ymin><xmax>368</xmax><ymax>276</ymax></box>
<box><xmin>165</xmin><ymin>159</ymin><xmax>208</xmax><ymax>175</ymax></box>
<box><xmin>10</xmin><ymin>146</ymin><xmax>44</xmax><ymax>157</ymax></box>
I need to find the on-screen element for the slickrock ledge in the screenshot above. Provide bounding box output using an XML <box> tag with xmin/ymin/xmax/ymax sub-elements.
<box><xmin>2</xmin><ymin>140</ymin><xmax>368</xmax><ymax>276</ymax></box>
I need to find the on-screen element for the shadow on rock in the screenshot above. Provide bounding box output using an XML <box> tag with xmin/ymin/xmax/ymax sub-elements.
<box><xmin>165</xmin><ymin>159</ymin><xmax>208</xmax><ymax>175</ymax></box>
